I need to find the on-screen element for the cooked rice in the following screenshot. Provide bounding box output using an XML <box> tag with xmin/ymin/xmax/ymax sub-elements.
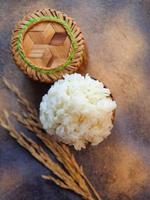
<box><xmin>40</xmin><ymin>73</ymin><xmax>117</xmax><ymax>150</ymax></box>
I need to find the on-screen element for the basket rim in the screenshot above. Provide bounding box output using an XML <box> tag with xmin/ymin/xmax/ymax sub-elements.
<box><xmin>11</xmin><ymin>8</ymin><xmax>85</xmax><ymax>77</ymax></box>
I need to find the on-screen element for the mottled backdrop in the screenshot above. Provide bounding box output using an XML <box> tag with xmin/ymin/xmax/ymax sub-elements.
<box><xmin>0</xmin><ymin>0</ymin><xmax>150</xmax><ymax>200</ymax></box>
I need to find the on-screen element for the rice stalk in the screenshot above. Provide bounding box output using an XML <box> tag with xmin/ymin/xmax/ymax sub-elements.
<box><xmin>0</xmin><ymin>111</ymin><xmax>92</xmax><ymax>200</ymax></box>
<box><xmin>2</xmin><ymin>77</ymin><xmax>102</xmax><ymax>200</ymax></box>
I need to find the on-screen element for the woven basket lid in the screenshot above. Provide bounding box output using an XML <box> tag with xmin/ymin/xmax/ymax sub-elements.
<box><xmin>12</xmin><ymin>8</ymin><xmax>85</xmax><ymax>83</ymax></box>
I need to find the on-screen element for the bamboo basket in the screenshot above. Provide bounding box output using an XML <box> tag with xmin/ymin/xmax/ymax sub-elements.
<box><xmin>12</xmin><ymin>8</ymin><xmax>85</xmax><ymax>83</ymax></box>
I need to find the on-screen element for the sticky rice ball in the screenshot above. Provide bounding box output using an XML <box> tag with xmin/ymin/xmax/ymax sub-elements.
<box><xmin>39</xmin><ymin>73</ymin><xmax>117</xmax><ymax>150</ymax></box>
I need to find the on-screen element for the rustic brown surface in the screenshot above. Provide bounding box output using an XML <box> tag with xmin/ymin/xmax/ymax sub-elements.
<box><xmin>0</xmin><ymin>0</ymin><xmax>150</xmax><ymax>200</ymax></box>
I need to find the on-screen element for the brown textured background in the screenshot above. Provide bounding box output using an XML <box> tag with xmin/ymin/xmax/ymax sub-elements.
<box><xmin>0</xmin><ymin>0</ymin><xmax>150</xmax><ymax>200</ymax></box>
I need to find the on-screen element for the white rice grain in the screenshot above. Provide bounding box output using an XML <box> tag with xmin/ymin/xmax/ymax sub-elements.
<box><xmin>40</xmin><ymin>73</ymin><xmax>117</xmax><ymax>150</ymax></box>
